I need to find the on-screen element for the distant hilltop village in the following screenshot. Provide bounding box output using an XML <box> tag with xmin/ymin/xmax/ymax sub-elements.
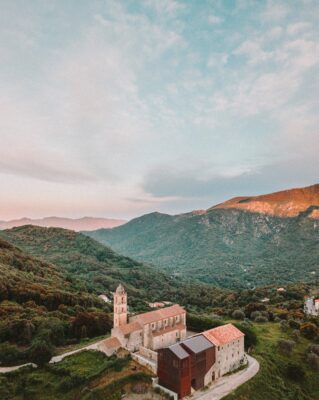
<box><xmin>97</xmin><ymin>284</ymin><xmax>246</xmax><ymax>399</ymax></box>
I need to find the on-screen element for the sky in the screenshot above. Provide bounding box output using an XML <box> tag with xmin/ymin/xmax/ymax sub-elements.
<box><xmin>0</xmin><ymin>0</ymin><xmax>318</xmax><ymax>220</ymax></box>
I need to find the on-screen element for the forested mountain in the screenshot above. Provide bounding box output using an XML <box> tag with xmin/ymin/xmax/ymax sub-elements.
<box><xmin>86</xmin><ymin>185</ymin><xmax>319</xmax><ymax>289</ymax></box>
<box><xmin>0</xmin><ymin>225</ymin><xmax>230</xmax><ymax>311</ymax></box>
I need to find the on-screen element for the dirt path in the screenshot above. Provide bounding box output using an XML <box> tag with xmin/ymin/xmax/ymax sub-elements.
<box><xmin>0</xmin><ymin>337</ymin><xmax>108</xmax><ymax>373</ymax></box>
<box><xmin>0</xmin><ymin>363</ymin><xmax>37</xmax><ymax>374</ymax></box>
<box><xmin>189</xmin><ymin>355</ymin><xmax>259</xmax><ymax>400</ymax></box>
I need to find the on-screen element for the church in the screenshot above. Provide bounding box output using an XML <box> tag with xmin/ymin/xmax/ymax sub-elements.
<box><xmin>109</xmin><ymin>284</ymin><xmax>187</xmax><ymax>352</ymax></box>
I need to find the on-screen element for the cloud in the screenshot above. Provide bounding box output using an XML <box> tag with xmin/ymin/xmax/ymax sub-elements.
<box><xmin>261</xmin><ymin>1</ymin><xmax>289</xmax><ymax>21</ymax></box>
<box><xmin>142</xmin><ymin>156</ymin><xmax>318</xmax><ymax>204</ymax></box>
<box><xmin>287</xmin><ymin>22</ymin><xmax>312</xmax><ymax>36</ymax></box>
<box><xmin>208</xmin><ymin>14</ymin><xmax>223</xmax><ymax>24</ymax></box>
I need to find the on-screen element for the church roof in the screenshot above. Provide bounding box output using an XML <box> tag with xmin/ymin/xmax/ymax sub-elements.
<box><xmin>118</xmin><ymin>321</ymin><xmax>142</xmax><ymax>336</ymax></box>
<box><xmin>115</xmin><ymin>284</ymin><xmax>126</xmax><ymax>294</ymax></box>
<box><xmin>101</xmin><ymin>336</ymin><xmax>121</xmax><ymax>349</ymax></box>
<box><xmin>202</xmin><ymin>324</ymin><xmax>244</xmax><ymax>346</ymax></box>
<box><xmin>134</xmin><ymin>304</ymin><xmax>185</xmax><ymax>325</ymax></box>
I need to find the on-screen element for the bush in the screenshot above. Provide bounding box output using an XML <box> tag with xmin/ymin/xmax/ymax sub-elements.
<box><xmin>307</xmin><ymin>344</ymin><xmax>319</xmax><ymax>356</ymax></box>
<box><xmin>232</xmin><ymin>310</ymin><xmax>245</xmax><ymax>320</ymax></box>
<box><xmin>0</xmin><ymin>342</ymin><xmax>26</xmax><ymax>365</ymax></box>
<box><xmin>286</xmin><ymin>363</ymin><xmax>305</xmax><ymax>381</ymax></box>
<box><xmin>307</xmin><ymin>353</ymin><xmax>319</xmax><ymax>371</ymax></box>
<box><xmin>280</xmin><ymin>320</ymin><xmax>289</xmax><ymax>332</ymax></box>
<box><xmin>28</xmin><ymin>339</ymin><xmax>55</xmax><ymax>366</ymax></box>
<box><xmin>300</xmin><ymin>323</ymin><xmax>319</xmax><ymax>340</ymax></box>
<box><xmin>288</xmin><ymin>319</ymin><xmax>301</xmax><ymax>330</ymax></box>
<box><xmin>278</xmin><ymin>339</ymin><xmax>295</xmax><ymax>355</ymax></box>
<box><xmin>250</xmin><ymin>311</ymin><xmax>261</xmax><ymax>321</ymax></box>
<box><xmin>187</xmin><ymin>314</ymin><xmax>223</xmax><ymax>332</ymax></box>
<box><xmin>291</xmin><ymin>330</ymin><xmax>300</xmax><ymax>343</ymax></box>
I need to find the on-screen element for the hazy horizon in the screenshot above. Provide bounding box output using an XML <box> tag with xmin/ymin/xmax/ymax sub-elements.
<box><xmin>1</xmin><ymin>0</ymin><xmax>318</xmax><ymax>220</ymax></box>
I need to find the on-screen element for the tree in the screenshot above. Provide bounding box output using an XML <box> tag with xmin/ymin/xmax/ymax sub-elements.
<box><xmin>232</xmin><ymin>310</ymin><xmax>245</xmax><ymax>320</ymax></box>
<box><xmin>28</xmin><ymin>338</ymin><xmax>55</xmax><ymax>366</ymax></box>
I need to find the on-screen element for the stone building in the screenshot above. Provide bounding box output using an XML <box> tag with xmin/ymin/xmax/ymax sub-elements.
<box><xmin>157</xmin><ymin>324</ymin><xmax>245</xmax><ymax>398</ymax></box>
<box><xmin>304</xmin><ymin>297</ymin><xmax>319</xmax><ymax>316</ymax></box>
<box><xmin>202</xmin><ymin>323</ymin><xmax>245</xmax><ymax>379</ymax></box>
<box><xmin>110</xmin><ymin>284</ymin><xmax>187</xmax><ymax>352</ymax></box>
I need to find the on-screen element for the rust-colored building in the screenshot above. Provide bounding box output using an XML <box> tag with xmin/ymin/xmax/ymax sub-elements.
<box><xmin>158</xmin><ymin>335</ymin><xmax>215</xmax><ymax>398</ymax></box>
<box><xmin>158</xmin><ymin>343</ymin><xmax>191</xmax><ymax>398</ymax></box>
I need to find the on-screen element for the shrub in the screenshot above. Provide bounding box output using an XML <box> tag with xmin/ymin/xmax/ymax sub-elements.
<box><xmin>0</xmin><ymin>342</ymin><xmax>26</xmax><ymax>365</ymax></box>
<box><xmin>307</xmin><ymin>344</ymin><xmax>319</xmax><ymax>356</ymax></box>
<box><xmin>288</xmin><ymin>319</ymin><xmax>301</xmax><ymax>330</ymax></box>
<box><xmin>232</xmin><ymin>310</ymin><xmax>245</xmax><ymax>320</ymax></box>
<box><xmin>278</xmin><ymin>339</ymin><xmax>295</xmax><ymax>355</ymax></box>
<box><xmin>307</xmin><ymin>353</ymin><xmax>319</xmax><ymax>371</ymax></box>
<box><xmin>280</xmin><ymin>320</ymin><xmax>289</xmax><ymax>332</ymax></box>
<box><xmin>250</xmin><ymin>311</ymin><xmax>261</xmax><ymax>321</ymax></box>
<box><xmin>286</xmin><ymin>363</ymin><xmax>305</xmax><ymax>381</ymax></box>
<box><xmin>291</xmin><ymin>330</ymin><xmax>300</xmax><ymax>343</ymax></box>
<box><xmin>300</xmin><ymin>323</ymin><xmax>319</xmax><ymax>340</ymax></box>
<box><xmin>187</xmin><ymin>314</ymin><xmax>223</xmax><ymax>332</ymax></box>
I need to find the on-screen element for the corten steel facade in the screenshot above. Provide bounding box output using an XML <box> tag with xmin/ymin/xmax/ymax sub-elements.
<box><xmin>158</xmin><ymin>344</ymin><xmax>191</xmax><ymax>399</ymax></box>
<box><xmin>158</xmin><ymin>335</ymin><xmax>216</xmax><ymax>398</ymax></box>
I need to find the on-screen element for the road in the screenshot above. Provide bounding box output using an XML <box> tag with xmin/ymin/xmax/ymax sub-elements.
<box><xmin>190</xmin><ymin>355</ymin><xmax>259</xmax><ymax>400</ymax></box>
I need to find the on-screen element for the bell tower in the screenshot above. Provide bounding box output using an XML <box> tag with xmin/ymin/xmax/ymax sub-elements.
<box><xmin>113</xmin><ymin>284</ymin><xmax>127</xmax><ymax>328</ymax></box>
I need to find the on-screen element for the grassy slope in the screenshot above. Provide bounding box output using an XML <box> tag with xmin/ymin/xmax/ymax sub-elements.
<box><xmin>0</xmin><ymin>350</ymin><xmax>151</xmax><ymax>400</ymax></box>
<box><xmin>86</xmin><ymin>209</ymin><xmax>319</xmax><ymax>289</ymax></box>
<box><xmin>225</xmin><ymin>322</ymin><xmax>319</xmax><ymax>400</ymax></box>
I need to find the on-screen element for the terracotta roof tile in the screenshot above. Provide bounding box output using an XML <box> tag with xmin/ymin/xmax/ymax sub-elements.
<box><xmin>202</xmin><ymin>324</ymin><xmax>244</xmax><ymax>346</ymax></box>
<box><xmin>134</xmin><ymin>304</ymin><xmax>185</xmax><ymax>325</ymax></box>
<box><xmin>118</xmin><ymin>321</ymin><xmax>142</xmax><ymax>336</ymax></box>
<box><xmin>101</xmin><ymin>336</ymin><xmax>121</xmax><ymax>349</ymax></box>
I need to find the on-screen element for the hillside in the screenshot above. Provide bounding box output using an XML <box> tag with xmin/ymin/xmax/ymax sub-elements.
<box><xmin>0</xmin><ymin>216</ymin><xmax>126</xmax><ymax>231</ymax></box>
<box><xmin>211</xmin><ymin>183</ymin><xmax>319</xmax><ymax>218</ymax></box>
<box><xmin>0</xmin><ymin>225</ymin><xmax>230</xmax><ymax>311</ymax></box>
<box><xmin>0</xmin><ymin>236</ymin><xmax>112</xmax><ymax>359</ymax></box>
<box><xmin>85</xmin><ymin>185</ymin><xmax>319</xmax><ymax>289</ymax></box>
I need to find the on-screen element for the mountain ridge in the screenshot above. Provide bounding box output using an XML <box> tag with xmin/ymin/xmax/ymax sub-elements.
<box><xmin>0</xmin><ymin>216</ymin><xmax>127</xmax><ymax>231</ymax></box>
<box><xmin>85</xmin><ymin>183</ymin><xmax>319</xmax><ymax>289</ymax></box>
<box><xmin>209</xmin><ymin>183</ymin><xmax>319</xmax><ymax>218</ymax></box>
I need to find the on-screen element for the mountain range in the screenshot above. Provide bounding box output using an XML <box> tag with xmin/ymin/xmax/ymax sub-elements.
<box><xmin>0</xmin><ymin>216</ymin><xmax>126</xmax><ymax>231</ymax></box>
<box><xmin>85</xmin><ymin>184</ymin><xmax>319</xmax><ymax>289</ymax></box>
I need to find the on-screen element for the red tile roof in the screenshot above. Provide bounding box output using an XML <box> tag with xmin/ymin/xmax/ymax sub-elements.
<box><xmin>202</xmin><ymin>324</ymin><xmax>244</xmax><ymax>346</ymax></box>
<box><xmin>101</xmin><ymin>336</ymin><xmax>121</xmax><ymax>349</ymax></box>
<box><xmin>134</xmin><ymin>304</ymin><xmax>185</xmax><ymax>325</ymax></box>
<box><xmin>118</xmin><ymin>321</ymin><xmax>142</xmax><ymax>336</ymax></box>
